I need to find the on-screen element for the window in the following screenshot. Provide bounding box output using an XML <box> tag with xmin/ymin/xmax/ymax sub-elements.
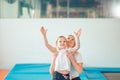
<box><xmin>0</xmin><ymin>0</ymin><xmax>120</xmax><ymax>18</ymax></box>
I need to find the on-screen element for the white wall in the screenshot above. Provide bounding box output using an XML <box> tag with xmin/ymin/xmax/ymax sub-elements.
<box><xmin>0</xmin><ymin>19</ymin><xmax>120</xmax><ymax>69</ymax></box>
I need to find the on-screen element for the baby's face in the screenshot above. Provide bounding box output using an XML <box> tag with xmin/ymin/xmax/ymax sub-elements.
<box><xmin>57</xmin><ymin>37</ymin><xmax>67</xmax><ymax>49</ymax></box>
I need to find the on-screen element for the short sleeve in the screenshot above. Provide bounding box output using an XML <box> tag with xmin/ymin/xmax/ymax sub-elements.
<box><xmin>75</xmin><ymin>52</ymin><xmax>83</xmax><ymax>63</ymax></box>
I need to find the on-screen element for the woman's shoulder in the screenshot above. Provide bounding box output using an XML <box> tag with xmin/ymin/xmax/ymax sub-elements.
<box><xmin>75</xmin><ymin>52</ymin><xmax>83</xmax><ymax>63</ymax></box>
<box><xmin>75</xmin><ymin>51</ymin><xmax>81</xmax><ymax>55</ymax></box>
<box><xmin>75</xmin><ymin>52</ymin><xmax>82</xmax><ymax>58</ymax></box>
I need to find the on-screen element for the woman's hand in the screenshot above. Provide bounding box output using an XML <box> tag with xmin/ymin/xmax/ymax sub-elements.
<box><xmin>66</xmin><ymin>50</ymin><xmax>75</xmax><ymax>61</ymax></box>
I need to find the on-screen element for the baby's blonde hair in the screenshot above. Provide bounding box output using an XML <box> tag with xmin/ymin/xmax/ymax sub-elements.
<box><xmin>56</xmin><ymin>36</ymin><xmax>67</xmax><ymax>44</ymax></box>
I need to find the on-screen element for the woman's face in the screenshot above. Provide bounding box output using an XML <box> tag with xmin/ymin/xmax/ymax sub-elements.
<box><xmin>67</xmin><ymin>35</ymin><xmax>75</xmax><ymax>48</ymax></box>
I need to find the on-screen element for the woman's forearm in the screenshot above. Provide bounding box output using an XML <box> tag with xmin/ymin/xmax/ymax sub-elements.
<box><xmin>70</xmin><ymin>57</ymin><xmax>83</xmax><ymax>74</ymax></box>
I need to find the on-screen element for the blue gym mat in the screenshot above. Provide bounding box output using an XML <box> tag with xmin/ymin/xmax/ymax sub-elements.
<box><xmin>5</xmin><ymin>64</ymin><xmax>52</xmax><ymax>80</ymax></box>
<box><xmin>5</xmin><ymin>64</ymin><xmax>119</xmax><ymax>80</ymax></box>
<box><xmin>5</xmin><ymin>64</ymin><xmax>88</xmax><ymax>80</ymax></box>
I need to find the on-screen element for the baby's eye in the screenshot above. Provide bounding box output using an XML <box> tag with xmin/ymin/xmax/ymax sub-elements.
<box><xmin>59</xmin><ymin>41</ymin><xmax>62</xmax><ymax>43</ymax></box>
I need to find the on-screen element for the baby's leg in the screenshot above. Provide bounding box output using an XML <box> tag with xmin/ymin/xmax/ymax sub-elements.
<box><xmin>49</xmin><ymin>55</ymin><xmax>57</xmax><ymax>75</ymax></box>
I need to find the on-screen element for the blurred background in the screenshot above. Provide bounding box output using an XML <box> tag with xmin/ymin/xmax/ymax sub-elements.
<box><xmin>0</xmin><ymin>0</ymin><xmax>120</xmax><ymax>18</ymax></box>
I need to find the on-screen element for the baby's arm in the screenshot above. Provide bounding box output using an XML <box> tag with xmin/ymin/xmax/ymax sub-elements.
<box><xmin>40</xmin><ymin>26</ymin><xmax>57</xmax><ymax>54</ymax></box>
<box><xmin>72</xmin><ymin>28</ymin><xmax>82</xmax><ymax>53</ymax></box>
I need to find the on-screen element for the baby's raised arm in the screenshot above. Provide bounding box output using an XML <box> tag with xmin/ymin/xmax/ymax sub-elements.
<box><xmin>72</xmin><ymin>28</ymin><xmax>82</xmax><ymax>52</ymax></box>
<box><xmin>40</xmin><ymin>26</ymin><xmax>57</xmax><ymax>54</ymax></box>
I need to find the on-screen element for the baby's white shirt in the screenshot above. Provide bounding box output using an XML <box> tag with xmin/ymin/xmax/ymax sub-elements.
<box><xmin>55</xmin><ymin>49</ymin><xmax>71</xmax><ymax>71</ymax></box>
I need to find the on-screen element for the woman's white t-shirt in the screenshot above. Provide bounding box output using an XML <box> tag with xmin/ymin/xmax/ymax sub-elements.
<box><xmin>70</xmin><ymin>52</ymin><xmax>83</xmax><ymax>77</ymax></box>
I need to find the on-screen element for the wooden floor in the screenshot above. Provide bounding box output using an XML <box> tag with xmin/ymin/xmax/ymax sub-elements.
<box><xmin>103</xmin><ymin>73</ymin><xmax>120</xmax><ymax>80</ymax></box>
<box><xmin>0</xmin><ymin>70</ymin><xmax>9</xmax><ymax>80</ymax></box>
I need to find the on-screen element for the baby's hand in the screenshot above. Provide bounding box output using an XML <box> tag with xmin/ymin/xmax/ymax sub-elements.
<box><xmin>75</xmin><ymin>28</ymin><xmax>82</xmax><ymax>37</ymax></box>
<box><xmin>40</xmin><ymin>26</ymin><xmax>47</xmax><ymax>35</ymax></box>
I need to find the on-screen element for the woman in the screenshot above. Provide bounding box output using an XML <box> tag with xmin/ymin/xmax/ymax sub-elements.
<box><xmin>67</xmin><ymin>34</ymin><xmax>83</xmax><ymax>80</ymax></box>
